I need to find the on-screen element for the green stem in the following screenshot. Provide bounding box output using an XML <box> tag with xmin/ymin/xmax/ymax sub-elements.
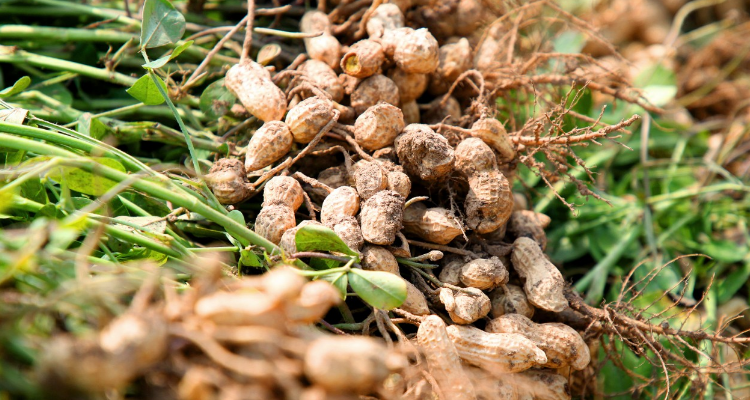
<box><xmin>295</xmin><ymin>265</ymin><xmax>351</xmax><ymax>277</ymax></box>
<box><xmin>0</xmin><ymin>47</ymin><xmax>137</xmax><ymax>87</ymax></box>
<box><xmin>31</xmin><ymin>0</ymin><xmax>141</xmax><ymax>27</ymax></box>
<box><xmin>188</xmin><ymin>246</ymin><xmax>239</xmax><ymax>252</ymax></box>
<box><xmin>0</xmin><ymin>25</ymin><xmax>134</xmax><ymax>43</ymax></box>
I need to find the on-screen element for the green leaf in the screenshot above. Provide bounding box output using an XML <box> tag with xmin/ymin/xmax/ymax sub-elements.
<box><xmin>717</xmin><ymin>261</ymin><xmax>750</xmax><ymax>304</ymax></box>
<box><xmin>0</xmin><ymin>76</ymin><xmax>30</xmax><ymax>98</ymax></box>
<box><xmin>295</xmin><ymin>225</ymin><xmax>360</xmax><ymax>258</ymax></box>
<box><xmin>140</xmin><ymin>0</ymin><xmax>186</xmax><ymax>49</ymax></box>
<box><xmin>310</xmin><ymin>257</ymin><xmax>341</xmax><ymax>270</ymax></box>
<box><xmin>47</xmin><ymin>157</ymin><xmax>127</xmax><ymax>196</ymax></box>
<box><xmin>143</xmin><ymin>40</ymin><xmax>194</xmax><ymax>69</ymax></box>
<box><xmin>227</xmin><ymin>209</ymin><xmax>246</xmax><ymax>226</ymax></box>
<box><xmin>77</xmin><ymin>113</ymin><xmax>109</xmax><ymax>140</ymax></box>
<box><xmin>240</xmin><ymin>249</ymin><xmax>261</xmax><ymax>268</ymax></box>
<box><xmin>127</xmin><ymin>74</ymin><xmax>167</xmax><ymax>105</ymax></box>
<box><xmin>348</xmin><ymin>269</ymin><xmax>406</xmax><ymax>310</ymax></box>
<box><xmin>634</xmin><ymin>64</ymin><xmax>677</xmax><ymax>107</ymax></box>
<box><xmin>702</xmin><ymin>239</ymin><xmax>746</xmax><ymax>263</ymax></box>
<box><xmin>321</xmin><ymin>271</ymin><xmax>348</xmax><ymax>300</ymax></box>
<box><xmin>199</xmin><ymin>79</ymin><xmax>237</xmax><ymax>119</ymax></box>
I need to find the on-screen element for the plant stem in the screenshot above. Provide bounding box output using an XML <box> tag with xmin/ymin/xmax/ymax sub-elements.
<box><xmin>0</xmin><ymin>25</ymin><xmax>134</xmax><ymax>43</ymax></box>
<box><xmin>31</xmin><ymin>0</ymin><xmax>141</xmax><ymax>27</ymax></box>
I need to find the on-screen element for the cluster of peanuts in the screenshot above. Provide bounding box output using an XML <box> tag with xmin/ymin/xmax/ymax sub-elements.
<box><xmin>203</xmin><ymin>1</ymin><xmax>592</xmax><ymax>398</ymax></box>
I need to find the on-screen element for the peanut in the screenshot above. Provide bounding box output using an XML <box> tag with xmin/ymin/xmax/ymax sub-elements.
<box><xmin>321</xmin><ymin>186</ymin><xmax>360</xmax><ymax>227</ymax></box>
<box><xmin>195</xmin><ymin>290</ymin><xmax>285</xmax><ymax>329</ymax></box>
<box><xmin>300</xmin><ymin>11</ymin><xmax>341</xmax><ymax>69</ymax></box>
<box><xmin>392</xmin><ymin>28</ymin><xmax>439</xmax><ymax>74</ymax></box>
<box><xmin>455</xmin><ymin>137</ymin><xmax>499</xmax><ymax>176</ymax></box>
<box><xmin>489</xmin><ymin>284</ymin><xmax>535</xmax><ymax>319</ymax></box>
<box><xmin>244</xmin><ymin>121</ymin><xmax>294</xmax><ymax>172</ymax></box>
<box><xmin>304</xmin><ymin>336</ymin><xmax>391</xmax><ymax>393</ymax></box>
<box><xmin>332</xmin><ymin>215</ymin><xmax>365</xmax><ymax>251</ymax></box>
<box><xmin>318</xmin><ymin>165</ymin><xmax>351</xmax><ymax>189</ymax></box>
<box><xmin>395</xmin><ymin>124</ymin><xmax>455</xmax><ymax>183</ymax></box>
<box><xmin>401</xmin><ymin>100</ymin><xmax>421</xmax><ymax>124</ymax></box>
<box><xmin>403</xmin><ymin>202</ymin><xmax>464</xmax><ymax>245</ymax></box>
<box><xmin>360</xmin><ymin>190</ymin><xmax>405</xmax><ymax>245</ymax></box>
<box><xmin>341</xmin><ymin>39</ymin><xmax>385</xmax><ymax>79</ymax></box>
<box><xmin>299</xmin><ymin>59</ymin><xmax>345</xmax><ymax>102</ymax></box>
<box><xmin>428</xmin><ymin>38</ymin><xmax>473</xmax><ymax>95</ymax></box>
<box><xmin>422</xmin><ymin>95</ymin><xmax>462</xmax><ymax>124</ymax></box>
<box><xmin>496</xmin><ymin>370</ymin><xmax>571</xmax><ymax>400</ymax></box>
<box><xmin>255</xmin><ymin>204</ymin><xmax>297</xmax><ymax>245</ymax></box>
<box><xmin>439</xmin><ymin>287</ymin><xmax>491</xmax><ymax>325</ymax></box>
<box><xmin>465</xmin><ymin>170</ymin><xmax>514</xmax><ymax>234</ymax></box>
<box><xmin>510</xmin><ymin>237</ymin><xmax>568</xmax><ymax>312</ymax></box>
<box><xmin>459</xmin><ymin>257</ymin><xmax>508</xmax><ymax>290</ymax></box>
<box><xmin>486</xmin><ymin>314</ymin><xmax>590</xmax><ymax>370</ymax></box>
<box><xmin>401</xmin><ymin>280</ymin><xmax>430</xmax><ymax>315</ymax></box>
<box><xmin>361</xmin><ymin>245</ymin><xmax>400</xmax><ymax>275</ymax></box>
<box><xmin>285</xmin><ymin>96</ymin><xmax>335</xmax><ymax>144</ymax></box>
<box><xmin>474</xmin><ymin>23</ymin><xmax>503</xmax><ymax>73</ymax></box>
<box><xmin>353</xmin><ymin>160</ymin><xmax>388</xmax><ymax>200</ymax></box>
<box><xmin>365</xmin><ymin>3</ymin><xmax>404</xmax><ymax>38</ymax></box>
<box><xmin>354</xmin><ymin>103</ymin><xmax>405</xmax><ymax>151</ymax></box>
<box><xmin>438</xmin><ymin>256</ymin><xmax>464</xmax><ymax>286</ymax></box>
<box><xmin>445</xmin><ymin>324</ymin><xmax>547</xmax><ymax>374</ymax></box>
<box><xmin>416</xmin><ymin>316</ymin><xmax>477</xmax><ymax>400</ymax></box>
<box><xmin>507</xmin><ymin>210</ymin><xmax>548</xmax><ymax>250</ymax></box>
<box><xmin>350</xmin><ymin>74</ymin><xmax>401</xmax><ymax>115</ymax></box>
<box><xmin>386</xmin><ymin>170</ymin><xmax>411</xmax><ymax>198</ymax></box>
<box><xmin>286</xmin><ymin>280</ymin><xmax>342</xmax><ymax>324</ymax></box>
<box><xmin>205</xmin><ymin>158</ymin><xmax>252</xmax><ymax>204</ymax></box>
<box><xmin>470</xmin><ymin>118</ymin><xmax>515</xmax><ymax>163</ymax></box>
<box><xmin>263</xmin><ymin>176</ymin><xmax>304</xmax><ymax>211</ymax></box>
<box><xmin>225</xmin><ymin>61</ymin><xmax>287</xmax><ymax>122</ymax></box>
<box><xmin>388</xmin><ymin>67</ymin><xmax>428</xmax><ymax>103</ymax></box>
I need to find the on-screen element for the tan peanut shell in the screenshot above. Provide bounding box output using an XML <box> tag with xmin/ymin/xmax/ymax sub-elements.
<box><xmin>497</xmin><ymin>370</ymin><xmax>571</xmax><ymax>400</ymax></box>
<box><xmin>225</xmin><ymin>61</ymin><xmax>287</xmax><ymax>122</ymax></box>
<box><xmin>286</xmin><ymin>280</ymin><xmax>342</xmax><ymax>324</ymax></box>
<box><xmin>465</xmin><ymin>170</ymin><xmax>513</xmax><ymax>234</ymax></box>
<box><xmin>321</xmin><ymin>186</ymin><xmax>360</xmax><ymax>227</ymax></box>
<box><xmin>439</xmin><ymin>257</ymin><xmax>464</xmax><ymax>286</ymax></box>
<box><xmin>354</xmin><ymin>103</ymin><xmax>405</xmax><ymax>151</ymax></box>
<box><xmin>422</xmin><ymin>95</ymin><xmax>462</xmax><ymax>124</ymax></box>
<box><xmin>285</xmin><ymin>96</ymin><xmax>335</xmax><ymax>144</ymax></box>
<box><xmin>395</xmin><ymin>124</ymin><xmax>455</xmax><ymax>183</ymax></box>
<box><xmin>386</xmin><ymin>170</ymin><xmax>411</xmax><ymax>198</ymax></box>
<box><xmin>353</xmin><ymin>160</ymin><xmax>388</xmax><ymax>200</ymax></box>
<box><xmin>304</xmin><ymin>336</ymin><xmax>390</xmax><ymax>393</ymax></box>
<box><xmin>333</xmin><ymin>215</ymin><xmax>365</xmax><ymax>251</ymax></box>
<box><xmin>486</xmin><ymin>314</ymin><xmax>591</xmax><ymax>370</ymax></box>
<box><xmin>299</xmin><ymin>59</ymin><xmax>344</xmax><ymax>102</ymax></box>
<box><xmin>205</xmin><ymin>158</ymin><xmax>251</xmax><ymax>205</ymax></box>
<box><xmin>341</xmin><ymin>39</ymin><xmax>385</xmax><ymax>79</ymax></box>
<box><xmin>417</xmin><ymin>316</ymin><xmax>478</xmax><ymax>400</ymax></box>
<box><xmin>365</xmin><ymin>3</ymin><xmax>404</xmax><ymax>38</ymax></box>
<box><xmin>445</xmin><ymin>324</ymin><xmax>547</xmax><ymax>374</ymax></box>
<box><xmin>429</xmin><ymin>38</ymin><xmax>473</xmax><ymax>95</ymax></box>
<box><xmin>245</xmin><ymin>121</ymin><xmax>294</xmax><ymax>172</ymax></box>
<box><xmin>301</xmin><ymin>11</ymin><xmax>340</xmax><ymax>69</ymax></box>
<box><xmin>439</xmin><ymin>287</ymin><xmax>491</xmax><ymax>325</ymax></box>
<box><xmin>255</xmin><ymin>204</ymin><xmax>296</xmax><ymax>245</ymax></box>
<box><xmin>454</xmin><ymin>0</ymin><xmax>484</xmax><ymax>36</ymax></box>
<box><xmin>470</xmin><ymin>118</ymin><xmax>515</xmax><ymax>162</ymax></box>
<box><xmin>459</xmin><ymin>257</ymin><xmax>508</xmax><ymax>290</ymax></box>
<box><xmin>350</xmin><ymin>74</ymin><xmax>400</xmax><ymax>115</ymax></box>
<box><xmin>401</xmin><ymin>280</ymin><xmax>430</xmax><ymax>315</ymax></box>
<box><xmin>511</xmin><ymin>237</ymin><xmax>568</xmax><ymax>312</ymax></box>
<box><xmin>195</xmin><ymin>291</ymin><xmax>285</xmax><ymax>328</ymax></box>
<box><xmin>507</xmin><ymin>210</ymin><xmax>548</xmax><ymax>250</ymax></box>
<box><xmin>489</xmin><ymin>284</ymin><xmax>535</xmax><ymax>319</ymax></box>
<box><xmin>402</xmin><ymin>100</ymin><xmax>421</xmax><ymax>124</ymax></box>
<box><xmin>360</xmin><ymin>190</ymin><xmax>405</xmax><ymax>245</ymax></box>
<box><xmin>513</xmin><ymin>192</ymin><xmax>529</xmax><ymax>211</ymax></box>
<box><xmin>263</xmin><ymin>176</ymin><xmax>304</xmax><ymax>211</ymax></box>
<box><xmin>280</xmin><ymin>220</ymin><xmax>323</xmax><ymax>254</ymax></box>
<box><xmin>388</xmin><ymin>67</ymin><xmax>428</xmax><ymax>103</ymax></box>
<box><xmin>261</xmin><ymin>266</ymin><xmax>306</xmax><ymax>302</ymax></box>
<box><xmin>474</xmin><ymin>23</ymin><xmax>503</xmax><ymax>72</ymax></box>
<box><xmin>381</xmin><ymin>27</ymin><xmax>412</xmax><ymax>58</ymax></box>
<box><xmin>393</xmin><ymin>28</ymin><xmax>439</xmax><ymax>74</ymax></box>
<box><xmin>361</xmin><ymin>245</ymin><xmax>400</xmax><ymax>275</ymax></box>
<box><xmin>403</xmin><ymin>203</ymin><xmax>463</xmax><ymax>245</ymax></box>
<box><xmin>455</xmin><ymin>137</ymin><xmax>498</xmax><ymax>176</ymax></box>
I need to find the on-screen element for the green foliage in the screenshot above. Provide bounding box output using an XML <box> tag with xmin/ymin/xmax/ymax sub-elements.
<box><xmin>127</xmin><ymin>74</ymin><xmax>167</xmax><ymax>105</ymax></box>
<box><xmin>199</xmin><ymin>79</ymin><xmax>237</xmax><ymax>120</ymax></box>
<box><xmin>140</xmin><ymin>0</ymin><xmax>186</xmax><ymax>49</ymax></box>
<box><xmin>295</xmin><ymin>225</ymin><xmax>361</xmax><ymax>259</ymax></box>
<box><xmin>348</xmin><ymin>269</ymin><xmax>407</xmax><ymax>310</ymax></box>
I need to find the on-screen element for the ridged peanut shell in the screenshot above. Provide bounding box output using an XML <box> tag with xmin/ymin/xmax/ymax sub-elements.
<box><xmin>333</xmin><ymin>216</ymin><xmax>365</xmax><ymax>251</ymax></box>
<box><xmin>507</xmin><ymin>210</ymin><xmax>548</xmax><ymax>250</ymax></box>
<box><xmin>496</xmin><ymin>370</ymin><xmax>571</xmax><ymax>400</ymax></box>
<box><xmin>439</xmin><ymin>287</ymin><xmax>491</xmax><ymax>325</ymax></box>
<box><xmin>474</xmin><ymin>24</ymin><xmax>503</xmax><ymax>72</ymax></box>
<box><xmin>386</xmin><ymin>170</ymin><xmax>411</xmax><ymax>198</ymax></box>
<box><xmin>445</xmin><ymin>324</ymin><xmax>547</xmax><ymax>374</ymax></box>
<box><xmin>393</xmin><ymin>28</ymin><xmax>439</xmax><ymax>74</ymax></box>
<box><xmin>387</xmin><ymin>67</ymin><xmax>428</xmax><ymax>103</ymax></box>
<box><xmin>245</xmin><ymin>121</ymin><xmax>293</xmax><ymax>172</ymax></box>
<box><xmin>287</xmin><ymin>280</ymin><xmax>342</xmax><ymax>324</ymax></box>
<box><xmin>402</xmin><ymin>100</ymin><xmax>420</xmax><ymax>124</ymax></box>
<box><xmin>365</xmin><ymin>3</ymin><xmax>404</xmax><ymax>38</ymax></box>
<box><xmin>455</xmin><ymin>137</ymin><xmax>498</xmax><ymax>176</ymax></box>
<box><xmin>353</xmin><ymin>160</ymin><xmax>388</xmax><ymax>200</ymax></box>
<box><xmin>285</xmin><ymin>96</ymin><xmax>335</xmax><ymax>144</ymax></box>
<box><xmin>381</xmin><ymin>27</ymin><xmax>412</xmax><ymax>58</ymax></box>
<box><xmin>489</xmin><ymin>284</ymin><xmax>535</xmax><ymax>319</ymax></box>
<box><xmin>361</xmin><ymin>245</ymin><xmax>400</xmax><ymax>275</ymax></box>
<box><xmin>341</xmin><ymin>39</ymin><xmax>385</xmax><ymax>79</ymax></box>
<box><xmin>263</xmin><ymin>176</ymin><xmax>304</xmax><ymax>211</ymax></box>
<box><xmin>354</xmin><ymin>103</ymin><xmax>405</xmax><ymax>151</ymax></box>
<box><xmin>350</xmin><ymin>75</ymin><xmax>400</xmax><ymax>115</ymax></box>
<box><xmin>429</xmin><ymin>38</ymin><xmax>473</xmax><ymax>95</ymax></box>
<box><xmin>510</xmin><ymin>237</ymin><xmax>568</xmax><ymax>312</ymax></box>
<box><xmin>470</xmin><ymin>118</ymin><xmax>515</xmax><ymax>162</ymax></box>
<box><xmin>486</xmin><ymin>314</ymin><xmax>590</xmax><ymax>370</ymax></box>
<box><xmin>304</xmin><ymin>336</ymin><xmax>390</xmax><ymax>393</ymax></box>
<box><xmin>321</xmin><ymin>186</ymin><xmax>360</xmax><ymax>227</ymax></box>
<box><xmin>195</xmin><ymin>291</ymin><xmax>285</xmax><ymax>329</ymax></box>
<box><xmin>402</xmin><ymin>281</ymin><xmax>430</xmax><ymax>315</ymax></box>
<box><xmin>205</xmin><ymin>158</ymin><xmax>251</xmax><ymax>204</ymax></box>
<box><xmin>422</xmin><ymin>95</ymin><xmax>462</xmax><ymax>124</ymax></box>
<box><xmin>438</xmin><ymin>257</ymin><xmax>464</xmax><ymax>286</ymax></box>
<box><xmin>403</xmin><ymin>203</ymin><xmax>463</xmax><ymax>244</ymax></box>
<box><xmin>301</xmin><ymin>11</ymin><xmax>340</xmax><ymax>69</ymax></box>
<box><xmin>225</xmin><ymin>61</ymin><xmax>286</xmax><ymax>122</ymax></box>
<box><xmin>255</xmin><ymin>204</ymin><xmax>296</xmax><ymax>244</ymax></box>
<box><xmin>299</xmin><ymin>59</ymin><xmax>344</xmax><ymax>102</ymax></box>
<box><xmin>360</xmin><ymin>190</ymin><xmax>404</xmax><ymax>245</ymax></box>
<box><xmin>465</xmin><ymin>170</ymin><xmax>513</xmax><ymax>234</ymax></box>
<box><xmin>395</xmin><ymin>124</ymin><xmax>455</xmax><ymax>183</ymax></box>
<box><xmin>459</xmin><ymin>257</ymin><xmax>509</xmax><ymax>290</ymax></box>
<box><xmin>417</xmin><ymin>316</ymin><xmax>477</xmax><ymax>400</ymax></box>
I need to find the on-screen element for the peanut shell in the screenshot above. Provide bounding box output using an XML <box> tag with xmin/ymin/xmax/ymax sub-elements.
<box><xmin>510</xmin><ymin>237</ymin><xmax>568</xmax><ymax>312</ymax></box>
<box><xmin>393</xmin><ymin>28</ymin><xmax>439</xmax><ymax>74</ymax></box>
<box><xmin>304</xmin><ymin>336</ymin><xmax>390</xmax><ymax>393</ymax></box>
<box><xmin>285</xmin><ymin>96</ymin><xmax>335</xmax><ymax>144</ymax></box>
<box><xmin>395</xmin><ymin>124</ymin><xmax>455</xmax><ymax>183</ymax></box>
<box><xmin>439</xmin><ymin>287</ymin><xmax>491</xmax><ymax>325</ymax></box>
<box><xmin>299</xmin><ymin>59</ymin><xmax>345</xmax><ymax>102</ymax></box>
<box><xmin>445</xmin><ymin>324</ymin><xmax>547</xmax><ymax>374</ymax></box>
<box><xmin>470</xmin><ymin>118</ymin><xmax>515</xmax><ymax>162</ymax></box>
<box><xmin>255</xmin><ymin>204</ymin><xmax>296</xmax><ymax>244</ymax></box>
<box><xmin>386</xmin><ymin>170</ymin><xmax>411</xmax><ymax>198</ymax></box>
<box><xmin>245</xmin><ymin>121</ymin><xmax>294</xmax><ymax>172</ymax></box>
<box><xmin>360</xmin><ymin>190</ymin><xmax>405</xmax><ymax>245</ymax></box>
<box><xmin>422</xmin><ymin>95</ymin><xmax>462</xmax><ymax>124</ymax></box>
<box><xmin>365</xmin><ymin>3</ymin><xmax>404</xmax><ymax>38</ymax></box>
<box><xmin>263</xmin><ymin>176</ymin><xmax>304</xmax><ymax>211</ymax></box>
<box><xmin>429</xmin><ymin>38</ymin><xmax>473</xmax><ymax>95</ymax></box>
<box><xmin>354</xmin><ymin>103</ymin><xmax>405</xmax><ymax>151</ymax></box>
<box><xmin>321</xmin><ymin>186</ymin><xmax>360</xmax><ymax>227</ymax></box>
<box><xmin>388</xmin><ymin>67</ymin><xmax>428</xmax><ymax>103</ymax></box>
<box><xmin>403</xmin><ymin>203</ymin><xmax>463</xmax><ymax>245</ymax></box>
<box><xmin>205</xmin><ymin>158</ymin><xmax>251</xmax><ymax>204</ymax></box>
<box><xmin>350</xmin><ymin>74</ymin><xmax>400</xmax><ymax>115</ymax></box>
<box><xmin>301</xmin><ymin>11</ymin><xmax>340</xmax><ymax>69</ymax></box>
<box><xmin>507</xmin><ymin>210</ymin><xmax>548</xmax><ymax>250</ymax></box>
<box><xmin>465</xmin><ymin>170</ymin><xmax>513</xmax><ymax>234</ymax></box>
<box><xmin>417</xmin><ymin>316</ymin><xmax>478</xmax><ymax>400</ymax></box>
<box><xmin>225</xmin><ymin>61</ymin><xmax>287</xmax><ymax>122</ymax></box>
<box><xmin>402</xmin><ymin>100</ymin><xmax>421</xmax><ymax>124</ymax></box>
<box><xmin>341</xmin><ymin>39</ymin><xmax>385</xmax><ymax>79</ymax></box>
<box><xmin>489</xmin><ymin>284</ymin><xmax>535</xmax><ymax>319</ymax></box>
<box><xmin>455</xmin><ymin>137</ymin><xmax>498</xmax><ymax>176</ymax></box>
<box><xmin>333</xmin><ymin>215</ymin><xmax>365</xmax><ymax>251</ymax></box>
<box><xmin>402</xmin><ymin>281</ymin><xmax>430</xmax><ymax>315</ymax></box>
<box><xmin>459</xmin><ymin>257</ymin><xmax>509</xmax><ymax>290</ymax></box>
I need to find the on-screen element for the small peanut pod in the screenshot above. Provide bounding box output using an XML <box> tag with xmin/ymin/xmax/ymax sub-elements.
<box><xmin>280</xmin><ymin>220</ymin><xmax>324</xmax><ymax>254</ymax></box>
<box><xmin>507</xmin><ymin>210</ymin><xmax>548</xmax><ymax>250</ymax></box>
<box><xmin>304</xmin><ymin>336</ymin><xmax>390</xmax><ymax>394</ymax></box>
<box><xmin>392</xmin><ymin>28</ymin><xmax>439</xmax><ymax>74</ymax></box>
<box><xmin>300</xmin><ymin>11</ymin><xmax>341</xmax><ymax>69</ymax></box>
<box><xmin>474</xmin><ymin>23</ymin><xmax>503</xmax><ymax>73</ymax></box>
<box><xmin>460</xmin><ymin>257</ymin><xmax>508</xmax><ymax>290</ymax></box>
<box><xmin>360</xmin><ymin>190</ymin><xmax>405</xmax><ymax>245</ymax></box>
<box><xmin>403</xmin><ymin>203</ymin><xmax>463</xmax><ymax>245</ymax></box>
<box><xmin>205</xmin><ymin>158</ymin><xmax>252</xmax><ymax>204</ymax></box>
<box><xmin>225</xmin><ymin>61</ymin><xmax>287</xmax><ymax>122</ymax></box>
<box><xmin>354</xmin><ymin>103</ymin><xmax>405</xmax><ymax>151</ymax></box>
<box><xmin>497</xmin><ymin>370</ymin><xmax>571</xmax><ymax>400</ymax></box>
<box><xmin>285</xmin><ymin>96</ymin><xmax>335</xmax><ymax>144</ymax></box>
<box><xmin>454</xmin><ymin>0</ymin><xmax>485</xmax><ymax>36</ymax></box>
<box><xmin>417</xmin><ymin>316</ymin><xmax>478</xmax><ymax>400</ymax></box>
<box><xmin>245</xmin><ymin>121</ymin><xmax>294</xmax><ymax>172</ymax></box>
<box><xmin>422</xmin><ymin>95</ymin><xmax>462</xmax><ymax>125</ymax></box>
<box><xmin>333</xmin><ymin>215</ymin><xmax>365</xmax><ymax>251</ymax></box>
<box><xmin>263</xmin><ymin>176</ymin><xmax>304</xmax><ymax>211</ymax></box>
<box><xmin>350</xmin><ymin>74</ymin><xmax>401</xmax><ymax>115</ymax></box>
<box><xmin>361</xmin><ymin>245</ymin><xmax>400</xmax><ymax>275</ymax></box>
<box><xmin>470</xmin><ymin>118</ymin><xmax>515</xmax><ymax>163</ymax></box>
<box><xmin>365</xmin><ymin>3</ymin><xmax>404</xmax><ymax>38</ymax></box>
<box><xmin>353</xmin><ymin>160</ymin><xmax>388</xmax><ymax>200</ymax></box>
<box><xmin>486</xmin><ymin>314</ymin><xmax>591</xmax><ymax>370</ymax></box>
<box><xmin>489</xmin><ymin>284</ymin><xmax>535</xmax><ymax>319</ymax></box>
<box><xmin>388</xmin><ymin>67</ymin><xmax>428</xmax><ymax>103</ymax></box>
<box><xmin>401</xmin><ymin>280</ymin><xmax>430</xmax><ymax>315</ymax></box>
<box><xmin>439</xmin><ymin>287</ymin><xmax>491</xmax><ymax>325</ymax></box>
<box><xmin>380</xmin><ymin>27</ymin><xmax>412</xmax><ymax>58</ymax></box>
<box><xmin>445</xmin><ymin>324</ymin><xmax>547</xmax><ymax>374</ymax></box>
<box><xmin>386</xmin><ymin>170</ymin><xmax>411</xmax><ymax>198</ymax></box>
<box><xmin>438</xmin><ymin>257</ymin><xmax>464</xmax><ymax>286</ymax></box>
<box><xmin>321</xmin><ymin>186</ymin><xmax>360</xmax><ymax>227</ymax></box>
<box><xmin>299</xmin><ymin>59</ymin><xmax>344</xmax><ymax>102</ymax></box>
<box><xmin>511</xmin><ymin>237</ymin><xmax>568</xmax><ymax>312</ymax></box>
<box><xmin>395</xmin><ymin>124</ymin><xmax>455</xmax><ymax>183</ymax></box>
<box><xmin>455</xmin><ymin>137</ymin><xmax>497</xmax><ymax>177</ymax></box>
<box><xmin>428</xmin><ymin>38</ymin><xmax>473</xmax><ymax>95</ymax></box>
<box><xmin>465</xmin><ymin>170</ymin><xmax>514</xmax><ymax>234</ymax></box>
<box><xmin>195</xmin><ymin>291</ymin><xmax>285</xmax><ymax>329</ymax></box>
<box><xmin>255</xmin><ymin>204</ymin><xmax>296</xmax><ymax>244</ymax></box>
<box><xmin>341</xmin><ymin>39</ymin><xmax>385</xmax><ymax>79</ymax></box>
<box><xmin>286</xmin><ymin>280</ymin><xmax>342</xmax><ymax>324</ymax></box>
